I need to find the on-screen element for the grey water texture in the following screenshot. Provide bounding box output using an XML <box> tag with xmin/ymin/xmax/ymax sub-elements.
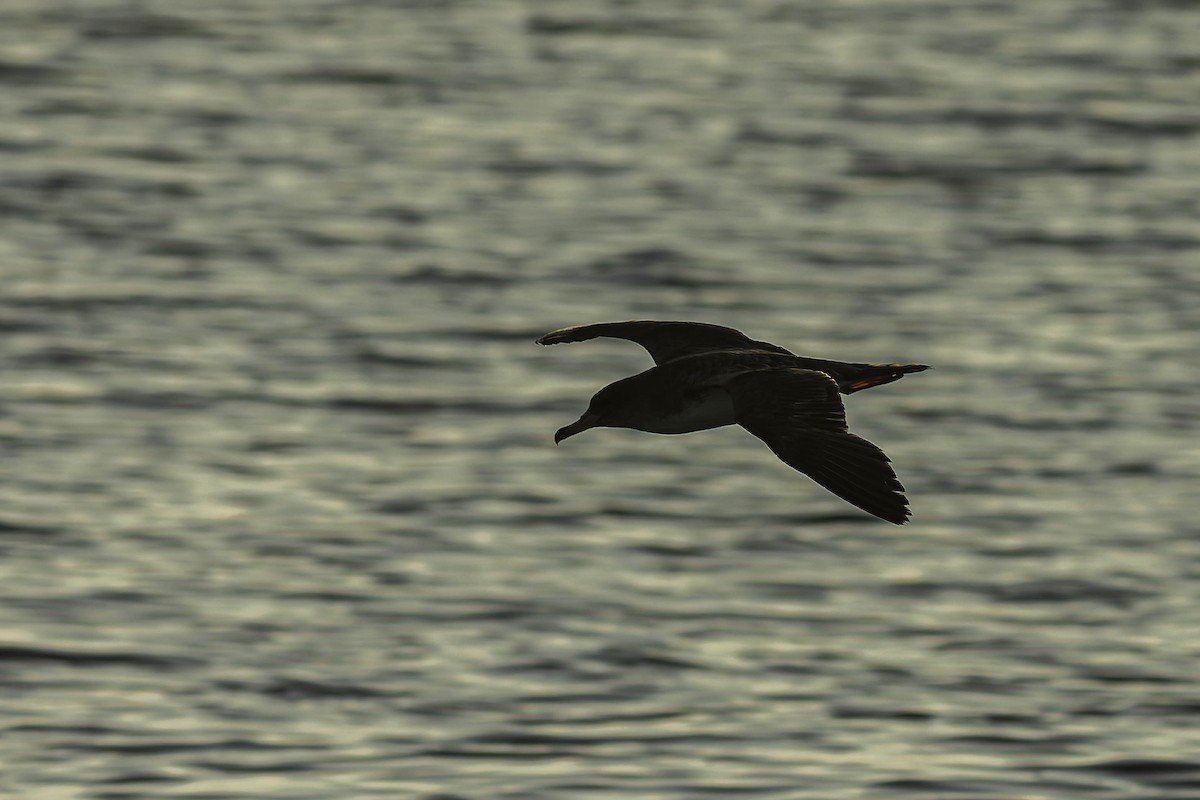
<box><xmin>1</xmin><ymin>1</ymin><xmax>1199</xmax><ymax>798</ymax></box>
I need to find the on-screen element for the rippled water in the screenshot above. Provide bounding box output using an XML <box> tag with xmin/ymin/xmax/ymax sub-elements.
<box><xmin>2</xmin><ymin>1</ymin><xmax>1199</xmax><ymax>797</ymax></box>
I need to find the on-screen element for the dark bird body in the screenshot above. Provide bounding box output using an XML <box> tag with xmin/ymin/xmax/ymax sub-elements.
<box><xmin>537</xmin><ymin>320</ymin><xmax>929</xmax><ymax>524</ymax></box>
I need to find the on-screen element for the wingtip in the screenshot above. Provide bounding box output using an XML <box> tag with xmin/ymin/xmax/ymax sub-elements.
<box><xmin>865</xmin><ymin>497</ymin><xmax>911</xmax><ymax>525</ymax></box>
<box><xmin>876</xmin><ymin>485</ymin><xmax>912</xmax><ymax>525</ymax></box>
<box><xmin>535</xmin><ymin>328</ymin><xmax>571</xmax><ymax>346</ymax></box>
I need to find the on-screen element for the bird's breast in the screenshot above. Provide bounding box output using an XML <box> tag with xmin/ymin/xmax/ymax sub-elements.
<box><xmin>632</xmin><ymin>388</ymin><xmax>736</xmax><ymax>434</ymax></box>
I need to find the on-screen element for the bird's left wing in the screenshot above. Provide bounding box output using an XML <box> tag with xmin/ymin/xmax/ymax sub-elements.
<box><xmin>729</xmin><ymin>368</ymin><xmax>911</xmax><ymax>524</ymax></box>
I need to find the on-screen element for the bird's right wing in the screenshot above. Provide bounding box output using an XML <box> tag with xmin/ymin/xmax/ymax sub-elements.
<box><xmin>536</xmin><ymin>320</ymin><xmax>793</xmax><ymax>365</ymax></box>
<box><xmin>729</xmin><ymin>369</ymin><xmax>911</xmax><ymax>524</ymax></box>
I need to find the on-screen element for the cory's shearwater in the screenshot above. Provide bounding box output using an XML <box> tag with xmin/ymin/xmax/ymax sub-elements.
<box><xmin>537</xmin><ymin>320</ymin><xmax>928</xmax><ymax>524</ymax></box>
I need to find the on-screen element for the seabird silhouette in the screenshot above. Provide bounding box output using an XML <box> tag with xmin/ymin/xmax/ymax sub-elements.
<box><xmin>537</xmin><ymin>320</ymin><xmax>928</xmax><ymax>524</ymax></box>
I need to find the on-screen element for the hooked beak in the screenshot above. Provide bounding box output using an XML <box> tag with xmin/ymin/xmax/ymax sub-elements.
<box><xmin>555</xmin><ymin>411</ymin><xmax>601</xmax><ymax>444</ymax></box>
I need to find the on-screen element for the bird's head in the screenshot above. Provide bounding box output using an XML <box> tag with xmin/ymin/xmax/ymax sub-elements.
<box><xmin>554</xmin><ymin>378</ymin><xmax>638</xmax><ymax>444</ymax></box>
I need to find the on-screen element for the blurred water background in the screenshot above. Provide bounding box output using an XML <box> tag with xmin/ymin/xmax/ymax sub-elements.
<box><xmin>1</xmin><ymin>1</ymin><xmax>1199</xmax><ymax>797</ymax></box>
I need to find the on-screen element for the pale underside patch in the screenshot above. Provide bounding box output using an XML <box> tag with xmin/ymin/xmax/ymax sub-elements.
<box><xmin>632</xmin><ymin>388</ymin><xmax>737</xmax><ymax>435</ymax></box>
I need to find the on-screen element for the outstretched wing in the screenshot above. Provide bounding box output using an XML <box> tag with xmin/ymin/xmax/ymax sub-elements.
<box><xmin>536</xmin><ymin>320</ymin><xmax>793</xmax><ymax>365</ymax></box>
<box><xmin>729</xmin><ymin>369</ymin><xmax>911</xmax><ymax>524</ymax></box>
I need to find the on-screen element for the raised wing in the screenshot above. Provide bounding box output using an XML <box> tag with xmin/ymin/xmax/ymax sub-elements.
<box><xmin>536</xmin><ymin>320</ymin><xmax>792</xmax><ymax>365</ymax></box>
<box><xmin>729</xmin><ymin>369</ymin><xmax>911</xmax><ymax>524</ymax></box>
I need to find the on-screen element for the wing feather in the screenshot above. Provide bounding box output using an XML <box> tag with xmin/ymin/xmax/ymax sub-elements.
<box><xmin>730</xmin><ymin>369</ymin><xmax>911</xmax><ymax>524</ymax></box>
<box><xmin>537</xmin><ymin>321</ymin><xmax>928</xmax><ymax>395</ymax></box>
<box><xmin>536</xmin><ymin>320</ymin><xmax>792</xmax><ymax>365</ymax></box>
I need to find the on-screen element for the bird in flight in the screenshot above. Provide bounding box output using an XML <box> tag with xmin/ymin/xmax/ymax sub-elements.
<box><xmin>537</xmin><ymin>320</ymin><xmax>928</xmax><ymax>524</ymax></box>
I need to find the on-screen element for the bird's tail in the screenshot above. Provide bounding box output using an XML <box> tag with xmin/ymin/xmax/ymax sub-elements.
<box><xmin>842</xmin><ymin>363</ymin><xmax>931</xmax><ymax>394</ymax></box>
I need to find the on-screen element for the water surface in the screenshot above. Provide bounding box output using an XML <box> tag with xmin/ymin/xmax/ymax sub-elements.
<box><xmin>1</xmin><ymin>1</ymin><xmax>1199</xmax><ymax>797</ymax></box>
